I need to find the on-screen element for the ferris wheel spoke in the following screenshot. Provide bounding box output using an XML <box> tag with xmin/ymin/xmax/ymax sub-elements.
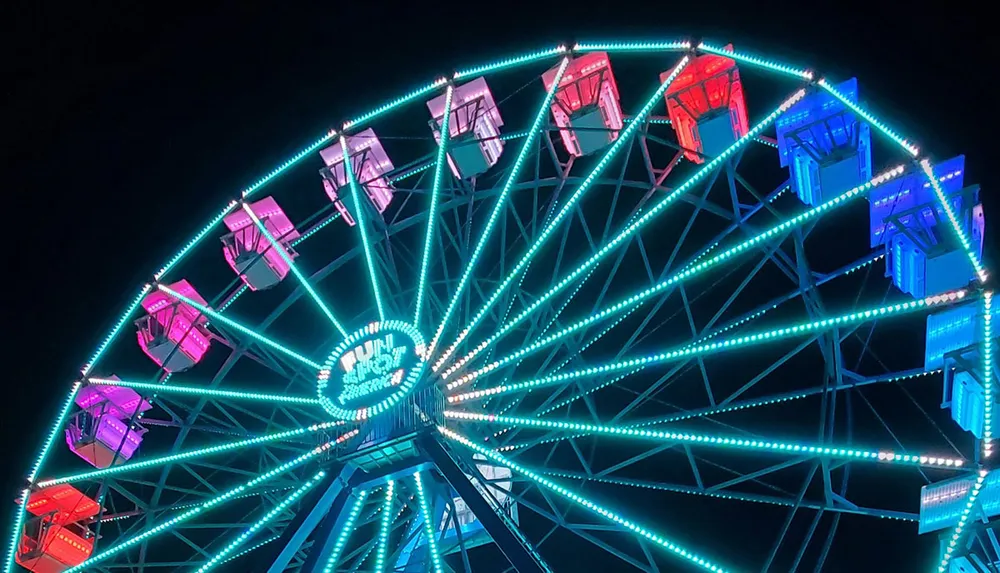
<box><xmin>242</xmin><ymin>203</ymin><xmax>349</xmax><ymax>338</ymax></box>
<box><xmin>449</xmin><ymin>289</ymin><xmax>970</xmax><ymax>399</ymax></box>
<box><xmin>61</xmin><ymin>442</ymin><xmax>337</xmax><ymax>572</ymax></box>
<box><xmin>435</xmin><ymin>55</ymin><xmax>693</xmax><ymax>373</ymax></box>
<box><xmin>321</xmin><ymin>489</ymin><xmax>370</xmax><ymax>573</ymax></box>
<box><xmin>446</xmin><ymin>164</ymin><xmax>906</xmax><ymax>388</ymax></box>
<box><xmin>440</xmin><ymin>426</ymin><xmax>733</xmax><ymax>573</ymax></box>
<box><xmin>157</xmin><ymin>283</ymin><xmax>322</xmax><ymax>370</ymax></box>
<box><xmin>438</xmin><ymin>85</ymin><xmax>810</xmax><ymax>382</ymax></box>
<box><xmin>414</xmin><ymin>85</ymin><xmax>455</xmax><ymax>328</ymax></box>
<box><xmin>446</xmin><ymin>411</ymin><xmax>967</xmax><ymax>470</ymax></box>
<box><xmin>87</xmin><ymin>377</ymin><xmax>322</xmax><ymax>406</ymax></box>
<box><xmin>428</xmin><ymin>56</ymin><xmax>572</xmax><ymax>360</ymax></box>
<box><xmin>36</xmin><ymin>425</ymin><xmax>355</xmax><ymax>488</ymax></box>
<box><xmin>193</xmin><ymin>469</ymin><xmax>325</xmax><ymax>572</ymax></box>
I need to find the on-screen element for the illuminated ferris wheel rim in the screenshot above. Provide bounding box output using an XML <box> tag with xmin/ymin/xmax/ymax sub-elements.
<box><xmin>8</xmin><ymin>37</ymin><xmax>991</xmax><ymax>573</ymax></box>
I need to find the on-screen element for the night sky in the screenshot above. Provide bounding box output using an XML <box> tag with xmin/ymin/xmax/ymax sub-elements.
<box><xmin>3</xmin><ymin>2</ymin><xmax>995</xmax><ymax>571</ymax></box>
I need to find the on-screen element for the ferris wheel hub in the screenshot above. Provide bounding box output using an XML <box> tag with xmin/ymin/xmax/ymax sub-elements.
<box><xmin>316</xmin><ymin>320</ymin><xmax>430</xmax><ymax>422</ymax></box>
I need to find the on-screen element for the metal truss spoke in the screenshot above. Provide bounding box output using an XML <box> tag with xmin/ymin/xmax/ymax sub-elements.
<box><xmin>243</xmin><ymin>203</ymin><xmax>349</xmax><ymax>336</ymax></box>
<box><xmin>437</xmin><ymin>56</ymin><xmax>693</xmax><ymax>375</ymax></box>
<box><xmin>441</xmin><ymin>426</ymin><xmax>732</xmax><ymax>573</ymax></box>
<box><xmin>449</xmin><ymin>165</ymin><xmax>907</xmax><ymax>388</ymax></box>
<box><xmin>415</xmin><ymin>85</ymin><xmax>454</xmax><ymax>327</ymax></box>
<box><xmin>429</xmin><ymin>56</ymin><xmax>571</xmax><ymax>359</ymax></box>
<box><xmin>157</xmin><ymin>283</ymin><xmax>322</xmax><ymax>370</ymax></box>
<box><xmin>446</xmin><ymin>411</ymin><xmax>966</xmax><ymax>469</ymax></box>
<box><xmin>449</xmin><ymin>288</ymin><xmax>970</xmax><ymax>396</ymax></box>
<box><xmin>87</xmin><ymin>377</ymin><xmax>321</xmax><ymax>406</ymax></box>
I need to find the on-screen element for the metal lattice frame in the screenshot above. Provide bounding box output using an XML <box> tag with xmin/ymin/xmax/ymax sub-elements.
<box><xmin>6</xmin><ymin>39</ymin><xmax>990</xmax><ymax>573</ymax></box>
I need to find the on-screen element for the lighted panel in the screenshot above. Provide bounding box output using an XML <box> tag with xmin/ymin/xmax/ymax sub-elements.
<box><xmin>221</xmin><ymin>196</ymin><xmax>300</xmax><ymax>291</ymax></box>
<box><xmin>319</xmin><ymin>129</ymin><xmax>395</xmax><ymax>226</ymax></box>
<box><xmin>775</xmin><ymin>78</ymin><xmax>872</xmax><ymax>206</ymax></box>
<box><xmin>427</xmin><ymin>77</ymin><xmax>505</xmax><ymax>179</ymax></box>
<box><xmin>542</xmin><ymin>52</ymin><xmax>624</xmax><ymax>157</ymax></box>
<box><xmin>136</xmin><ymin>279</ymin><xmax>212</xmax><ymax>372</ymax></box>
<box><xmin>663</xmin><ymin>44</ymin><xmax>749</xmax><ymax>163</ymax></box>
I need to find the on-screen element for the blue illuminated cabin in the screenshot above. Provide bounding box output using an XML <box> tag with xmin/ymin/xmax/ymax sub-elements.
<box><xmin>926</xmin><ymin>301</ymin><xmax>998</xmax><ymax>436</ymax></box>
<box><xmin>920</xmin><ymin>470</ymin><xmax>1000</xmax><ymax>534</ymax></box>
<box><xmin>775</xmin><ymin>78</ymin><xmax>872</xmax><ymax>207</ymax></box>
<box><xmin>870</xmin><ymin>156</ymin><xmax>984</xmax><ymax>298</ymax></box>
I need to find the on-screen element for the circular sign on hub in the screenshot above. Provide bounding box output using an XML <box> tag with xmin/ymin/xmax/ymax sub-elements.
<box><xmin>317</xmin><ymin>320</ymin><xmax>428</xmax><ymax>421</ymax></box>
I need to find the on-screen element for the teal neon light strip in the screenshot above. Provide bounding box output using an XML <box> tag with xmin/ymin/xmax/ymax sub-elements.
<box><xmin>222</xmin><ymin>534</ymin><xmax>280</xmax><ymax>564</ymax></box>
<box><xmin>818</xmin><ymin>78</ymin><xmax>919</xmax><ymax>157</ymax></box>
<box><xmin>322</xmin><ymin>490</ymin><xmax>369</xmax><ymax>573</ymax></box>
<box><xmin>440</xmin><ymin>427</ymin><xmax>731</xmax><ymax>572</ymax></box>
<box><xmin>448</xmin><ymin>289</ymin><xmax>969</xmax><ymax>395</ymax></box>
<box><xmin>82</xmin><ymin>286</ymin><xmax>151</xmax><ymax>376</ymax></box>
<box><xmin>3</xmin><ymin>491</ymin><xmax>29</xmax><ymax>573</ymax></box>
<box><xmin>344</xmin><ymin>80</ymin><xmax>447</xmax><ymax>130</ymax></box>
<box><xmin>415</xmin><ymin>85</ymin><xmax>454</xmax><ymax>327</ymax></box>
<box><xmin>413</xmin><ymin>472</ymin><xmax>444</xmax><ymax>573</ymax></box>
<box><xmin>937</xmin><ymin>469</ymin><xmax>989</xmax><ymax>572</ymax></box>
<box><xmin>291</xmin><ymin>213</ymin><xmax>341</xmax><ymax>245</ymax></box>
<box><xmin>341</xmin><ymin>137</ymin><xmax>387</xmax><ymax>322</ymax></box>
<box><xmin>446</xmin><ymin>411</ymin><xmax>966</xmax><ymax>469</ymax></box>
<box><xmin>37</xmin><ymin>425</ymin><xmax>354</xmax><ymax>488</ymax></box>
<box><xmin>87</xmin><ymin>377</ymin><xmax>321</xmax><ymax>406</ymax></box>
<box><xmin>374</xmin><ymin>480</ymin><xmax>395</xmax><ymax>573</ymax></box>
<box><xmin>697</xmin><ymin>42</ymin><xmax>813</xmax><ymax>80</ymax></box>
<box><xmin>985</xmin><ymin>291</ymin><xmax>995</xmax><ymax>458</ymax></box>
<box><xmin>451</xmin><ymin>164</ymin><xmax>905</xmax><ymax>387</ymax></box>
<box><xmin>195</xmin><ymin>470</ymin><xmax>326</xmax><ymax>572</ymax></box>
<box><xmin>573</xmin><ymin>40</ymin><xmax>691</xmax><ymax>53</ymax></box>
<box><xmin>441</xmin><ymin>86</ymin><xmax>809</xmax><ymax>381</ymax></box>
<box><xmin>428</xmin><ymin>57</ymin><xmax>571</xmax><ymax>359</ymax></box>
<box><xmin>454</xmin><ymin>45</ymin><xmax>567</xmax><ymax>79</ymax></box>
<box><xmin>243</xmin><ymin>203</ymin><xmax>349</xmax><ymax>337</ymax></box>
<box><xmin>64</xmin><ymin>442</ymin><xmax>335</xmax><ymax>572</ymax></box>
<box><xmin>28</xmin><ymin>382</ymin><xmax>81</xmax><ymax>482</ymax></box>
<box><xmin>437</xmin><ymin>55</ymin><xmax>694</xmax><ymax>373</ymax></box>
<box><xmin>919</xmin><ymin>158</ymin><xmax>988</xmax><ymax>283</ymax></box>
<box><xmin>157</xmin><ymin>284</ymin><xmax>322</xmax><ymax>370</ymax></box>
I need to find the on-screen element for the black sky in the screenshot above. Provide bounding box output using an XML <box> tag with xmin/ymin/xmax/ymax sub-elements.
<box><xmin>2</xmin><ymin>1</ymin><xmax>994</xmax><ymax>571</ymax></box>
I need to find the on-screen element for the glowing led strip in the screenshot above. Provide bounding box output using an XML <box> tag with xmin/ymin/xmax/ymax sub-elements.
<box><xmin>195</xmin><ymin>470</ymin><xmax>326</xmax><ymax>572</ymax></box>
<box><xmin>937</xmin><ymin>469</ymin><xmax>989</xmax><ymax>572</ymax></box>
<box><xmin>440</xmin><ymin>427</ymin><xmax>730</xmax><ymax>572</ymax></box>
<box><xmin>341</xmin><ymin>137</ymin><xmax>388</xmax><ymax>322</ymax></box>
<box><xmin>984</xmin><ymin>291</ymin><xmax>994</xmax><ymax>458</ymax></box>
<box><xmin>415</xmin><ymin>85</ymin><xmax>454</xmax><ymax>327</ymax></box>
<box><xmin>157</xmin><ymin>284</ymin><xmax>322</xmax><ymax>371</ymax></box>
<box><xmin>446</xmin><ymin>411</ymin><xmax>965</xmax><ymax>468</ymax></box>
<box><xmin>448</xmin><ymin>290</ymin><xmax>968</xmax><ymax>394</ymax></box>
<box><xmin>374</xmin><ymin>480</ymin><xmax>396</xmax><ymax>573</ymax></box>
<box><xmin>918</xmin><ymin>158</ymin><xmax>987</xmax><ymax>283</ymax></box>
<box><xmin>698</xmin><ymin>42</ymin><xmax>813</xmax><ymax>80</ymax></box>
<box><xmin>413</xmin><ymin>472</ymin><xmax>444</xmax><ymax>573</ymax></box>
<box><xmin>243</xmin><ymin>204</ymin><xmax>349</xmax><ymax>337</ymax></box>
<box><xmin>87</xmin><ymin>377</ymin><xmax>321</xmax><ymax>406</ymax></box>
<box><xmin>454</xmin><ymin>45</ymin><xmax>566</xmax><ymax>79</ymax></box>
<box><xmin>573</xmin><ymin>40</ymin><xmax>691</xmax><ymax>53</ymax></box>
<box><xmin>818</xmin><ymin>78</ymin><xmax>919</xmax><ymax>157</ymax></box>
<box><xmin>322</xmin><ymin>490</ymin><xmax>369</xmax><ymax>573</ymax></box>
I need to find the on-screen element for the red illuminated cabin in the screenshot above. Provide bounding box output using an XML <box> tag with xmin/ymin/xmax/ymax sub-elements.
<box><xmin>663</xmin><ymin>45</ymin><xmax>749</xmax><ymax>163</ymax></box>
<box><xmin>542</xmin><ymin>52</ymin><xmax>625</xmax><ymax>157</ymax></box>
<box><xmin>16</xmin><ymin>485</ymin><xmax>99</xmax><ymax>572</ymax></box>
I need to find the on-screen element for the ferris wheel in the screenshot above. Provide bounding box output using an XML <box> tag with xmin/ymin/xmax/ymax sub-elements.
<box><xmin>6</xmin><ymin>38</ymin><xmax>994</xmax><ymax>573</ymax></box>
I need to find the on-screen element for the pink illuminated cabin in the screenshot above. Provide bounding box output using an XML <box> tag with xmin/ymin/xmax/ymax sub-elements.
<box><xmin>542</xmin><ymin>52</ymin><xmax>625</xmax><ymax>157</ymax></box>
<box><xmin>663</xmin><ymin>45</ymin><xmax>749</xmax><ymax>164</ymax></box>
<box><xmin>16</xmin><ymin>485</ymin><xmax>98</xmax><ymax>572</ymax></box>
<box><xmin>221</xmin><ymin>196</ymin><xmax>300</xmax><ymax>291</ymax></box>
<box><xmin>319</xmin><ymin>129</ymin><xmax>395</xmax><ymax>227</ymax></box>
<box><xmin>427</xmin><ymin>77</ymin><xmax>505</xmax><ymax>179</ymax></box>
<box><xmin>135</xmin><ymin>279</ymin><xmax>211</xmax><ymax>372</ymax></box>
<box><xmin>66</xmin><ymin>378</ymin><xmax>151</xmax><ymax>468</ymax></box>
